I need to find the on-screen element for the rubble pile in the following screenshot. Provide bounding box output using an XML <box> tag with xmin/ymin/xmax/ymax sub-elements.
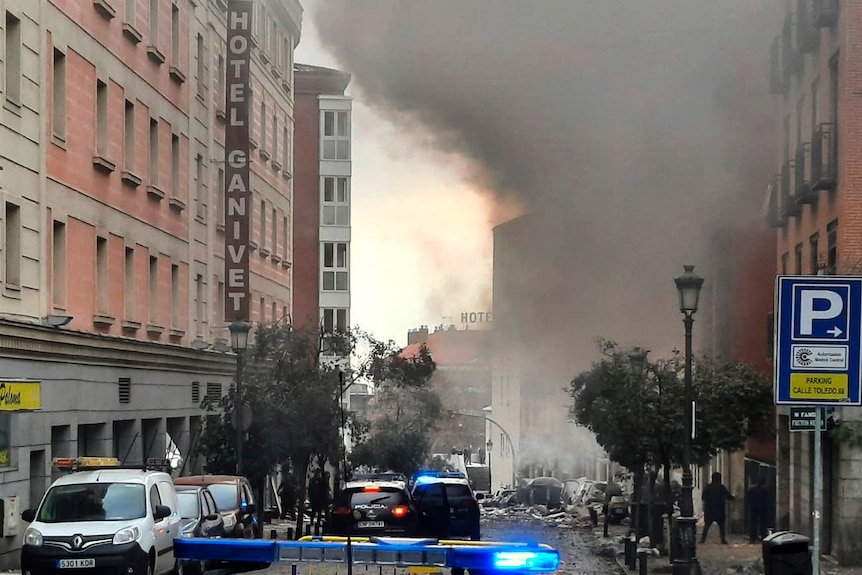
<box><xmin>481</xmin><ymin>503</ymin><xmax>579</xmax><ymax>528</ymax></box>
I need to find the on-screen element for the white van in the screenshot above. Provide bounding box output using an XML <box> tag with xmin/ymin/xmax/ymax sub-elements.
<box><xmin>20</xmin><ymin>458</ymin><xmax>182</xmax><ymax>575</ymax></box>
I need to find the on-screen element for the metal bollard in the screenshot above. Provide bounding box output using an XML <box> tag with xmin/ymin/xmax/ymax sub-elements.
<box><xmin>270</xmin><ymin>529</ymin><xmax>277</xmax><ymax>540</ymax></box>
<box><xmin>305</xmin><ymin>524</ymin><xmax>311</xmax><ymax>536</ymax></box>
<box><xmin>625</xmin><ymin>537</ymin><xmax>636</xmax><ymax>570</ymax></box>
<box><xmin>637</xmin><ymin>550</ymin><xmax>648</xmax><ymax>575</ymax></box>
<box><xmin>287</xmin><ymin>527</ymin><xmax>294</xmax><ymax>540</ymax></box>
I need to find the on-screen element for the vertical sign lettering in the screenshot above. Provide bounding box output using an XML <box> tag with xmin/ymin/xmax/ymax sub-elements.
<box><xmin>224</xmin><ymin>0</ymin><xmax>253</xmax><ymax>321</ymax></box>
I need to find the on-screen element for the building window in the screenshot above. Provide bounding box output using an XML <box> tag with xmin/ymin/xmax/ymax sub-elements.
<box><xmin>195</xmin><ymin>154</ymin><xmax>205</xmax><ymax>219</ymax></box>
<box><xmin>124</xmin><ymin>100</ymin><xmax>135</xmax><ymax>171</ymax></box>
<box><xmin>322</xmin><ymin>177</ymin><xmax>349</xmax><ymax>226</ymax></box>
<box><xmin>52</xmin><ymin>49</ymin><xmax>66</xmax><ymax>138</ymax></box>
<box><xmin>322</xmin><ymin>111</ymin><xmax>350</xmax><ymax>160</ymax></box>
<box><xmin>794</xmin><ymin>243</ymin><xmax>803</xmax><ymax>275</ymax></box>
<box><xmin>4</xmin><ymin>202</ymin><xmax>20</xmax><ymax>287</ymax></box>
<box><xmin>171</xmin><ymin>4</ymin><xmax>180</xmax><ymax>66</ymax></box>
<box><xmin>216</xmin><ymin>279</ymin><xmax>224</xmax><ymax>324</ymax></box>
<box><xmin>271</xmin><ymin>207</ymin><xmax>278</xmax><ymax>252</ymax></box>
<box><xmin>260</xmin><ymin>101</ymin><xmax>267</xmax><ymax>152</ymax></box>
<box><xmin>194</xmin><ymin>273</ymin><xmax>204</xmax><ymax>338</ymax></box>
<box><xmin>780</xmin><ymin>252</ymin><xmax>788</xmax><ymax>276</ymax></box>
<box><xmin>171</xmin><ymin>263</ymin><xmax>180</xmax><ymax>328</ymax></box>
<box><xmin>148</xmin><ymin>255</ymin><xmax>158</xmax><ymax>322</ymax></box>
<box><xmin>827</xmin><ymin>220</ymin><xmax>838</xmax><ymax>273</ymax></box>
<box><xmin>5</xmin><ymin>13</ymin><xmax>20</xmax><ymax>105</ymax></box>
<box><xmin>322</xmin><ymin>242</ymin><xmax>348</xmax><ymax>291</ymax></box>
<box><xmin>282</xmin><ymin>214</ymin><xmax>289</xmax><ymax>260</ymax></box>
<box><xmin>810</xmin><ymin>233</ymin><xmax>819</xmax><ymax>275</ymax></box>
<box><xmin>830</xmin><ymin>53</ymin><xmax>838</xmax><ymax>125</ymax></box>
<box><xmin>149</xmin><ymin>118</ymin><xmax>159</xmax><ymax>186</ymax></box>
<box><xmin>217</xmin><ymin>167</ymin><xmax>224</xmax><ymax>226</ymax></box>
<box><xmin>96</xmin><ymin>236</ymin><xmax>109</xmax><ymax>314</ymax></box>
<box><xmin>118</xmin><ymin>378</ymin><xmax>131</xmax><ymax>404</ymax></box>
<box><xmin>206</xmin><ymin>382</ymin><xmax>222</xmax><ymax>402</ymax></box>
<box><xmin>149</xmin><ymin>0</ymin><xmax>158</xmax><ymax>42</ymax></box>
<box><xmin>52</xmin><ymin>221</ymin><xmax>66</xmax><ymax>308</ymax></box>
<box><xmin>217</xmin><ymin>52</ymin><xmax>225</xmax><ymax>108</ymax></box>
<box><xmin>191</xmin><ymin>381</ymin><xmax>200</xmax><ymax>404</ymax></box>
<box><xmin>322</xmin><ymin>308</ymin><xmax>347</xmax><ymax>333</ymax></box>
<box><xmin>259</xmin><ymin>199</ymin><xmax>266</xmax><ymax>250</ymax></box>
<box><xmin>196</xmin><ymin>33</ymin><xmax>205</xmax><ymax>95</ymax></box>
<box><xmin>171</xmin><ymin>134</ymin><xmax>180</xmax><ymax>198</ymax></box>
<box><xmin>259</xmin><ymin>296</ymin><xmax>265</xmax><ymax>323</ymax></box>
<box><xmin>811</xmin><ymin>78</ymin><xmax>819</xmax><ymax>134</ymax></box>
<box><xmin>796</xmin><ymin>97</ymin><xmax>804</xmax><ymax>146</ymax></box>
<box><xmin>124</xmin><ymin>246</ymin><xmax>135</xmax><ymax>319</ymax></box>
<box><xmin>282</xmin><ymin>125</ymin><xmax>290</xmax><ymax>171</ymax></box>
<box><xmin>96</xmin><ymin>80</ymin><xmax>108</xmax><ymax>155</ymax></box>
<box><xmin>272</xmin><ymin>115</ymin><xmax>279</xmax><ymax>162</ymax></box>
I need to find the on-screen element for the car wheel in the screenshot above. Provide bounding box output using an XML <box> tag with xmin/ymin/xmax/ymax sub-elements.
<box><xmin>171</xmin><ymin>560</ymin><xmax>185</xmax><ymax>575</ymax></box>
<box><xmin>451</xmin><ymin>569</ymin><xmax>466</xmax><ymax>575</ymax></box>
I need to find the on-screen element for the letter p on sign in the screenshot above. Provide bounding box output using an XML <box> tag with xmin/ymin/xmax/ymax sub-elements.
<box><xmin>799</xmin><ymin>290</ymin><xmax>843</xmax><ymax>335</ymax></box>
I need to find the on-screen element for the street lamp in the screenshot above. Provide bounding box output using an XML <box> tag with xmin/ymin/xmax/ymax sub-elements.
<box><xmin>673</xmin><ymin>265</ymin><xmax>704</xmax><ymax>575</ymax></box>
<box><xmin>486</xmin><ymin>439</ymin><xmax>494</xmax><ymax>492</ymax></box>
<box><xmin>229</xmin><ymin>320</ymin><xmax>252</xmax><ymax>475</ymax></box>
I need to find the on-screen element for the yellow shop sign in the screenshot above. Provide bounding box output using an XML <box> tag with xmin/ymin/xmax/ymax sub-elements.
<box><xmin>0</xmin><ymin>381</ymin><xmax>41</xmax><ymax>410</ymax></box>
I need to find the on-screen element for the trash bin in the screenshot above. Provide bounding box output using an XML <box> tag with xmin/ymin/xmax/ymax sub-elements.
<box><xmin>762</xmin><ymin>531</ymin><xmax>812</xmax><ymax>575</ymax></box>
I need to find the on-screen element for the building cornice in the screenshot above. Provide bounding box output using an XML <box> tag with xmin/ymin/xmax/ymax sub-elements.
<box><xmin>0</xmin><ymin>319</ymin><xmax>236</xmax><ymax>375</ymax></box>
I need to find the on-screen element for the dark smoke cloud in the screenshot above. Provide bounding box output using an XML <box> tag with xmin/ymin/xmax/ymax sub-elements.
<box><xmin>310</xmin><ymin>1</ymin><xmax>779</xmax><ymax>370</ymax></box>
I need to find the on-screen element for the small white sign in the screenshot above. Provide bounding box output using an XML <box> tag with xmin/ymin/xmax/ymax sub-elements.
<box><xmin>791</xmin><ymin>345</ymin><xmax>848</xmax><ymax>370</ymax></box>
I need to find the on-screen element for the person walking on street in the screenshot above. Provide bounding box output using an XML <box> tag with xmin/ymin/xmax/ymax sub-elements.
<box><xmin>747</xmin><ymin>475</ymin><xmax>770</xmax><ymax>544</ymax></box>
<box><xmin>700</xmin><ymin>471</ymin><xmax>735</xmax><ymax>544</ymax></box>
<box><xmin>309</xmin><ymin>469</ymin><xmax>325</xmax><ymax>530</ymax></box>
<box><xmin>278</xmin><ymin>473</ymin><xmax>297</xmax><ymax>520</ymax></box>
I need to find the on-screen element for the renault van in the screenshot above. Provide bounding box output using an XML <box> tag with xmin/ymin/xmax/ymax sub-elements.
<box><xmin>20</xmin><ymin>457</ymin><xmax>182</xmax><ymax>575</ymax></box>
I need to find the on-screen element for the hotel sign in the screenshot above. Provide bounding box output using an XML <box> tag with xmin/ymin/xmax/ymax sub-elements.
<box><xmin>224</xmin><ymin>0</ymin><xmax>253</xmax><ymax>322</ymax></box>
<box><xmin>0</xmin><ymin>381</ymin><xmax>41</xmax><ymax>411</ymax></box>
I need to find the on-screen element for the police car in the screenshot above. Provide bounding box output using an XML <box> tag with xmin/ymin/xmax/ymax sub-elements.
<box><xmin>20</xmin><ymin>457</ymin><xmax>182</xmax><ymax>575</ymax></box>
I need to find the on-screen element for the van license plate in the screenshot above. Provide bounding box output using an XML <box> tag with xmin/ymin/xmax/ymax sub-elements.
<box><xmin>357</xmin><ymin>521</ymin><xmax>384</xmax><ymax>528</ymax></box>
<box><xmin>57</xmin><ymin>559</ymin><xmax>95</xmax><ymax>568</ymax></box>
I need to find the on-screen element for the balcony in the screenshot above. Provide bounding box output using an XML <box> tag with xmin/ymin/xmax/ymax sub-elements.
<box><xmin>794</xmin><ymin>142</ymin><xmax>817</xmax><ymax>205</ymax></box>
<box><xmin>812</xmin><ymin>0</ymin><xmax>838</xmax><ymax>28</ymax></box>
<box><xmin>797</xmin><ymin>2</ymin><xmax>819</xmax><ymax>52</ymax></box>
<box><xmin>768</xmin><ymin>173</ymin><xmax>785</xmax><ymax>229</ymax></box>
<box><xmin>769</xmin><ymin>35</ymin><xmax>789</xmax><ymax>95</ymax></box>
<box><xmin>780</xmin><ymin>159</ymin><xmax>801</xmax><ymax>219</ymax></box>
<box><xmin>811</xmin><ymin>123</ymin><xmax>836</xmax><ymax>191</ymax></box>
<box><xmin>782</xmin><ymin>13</ymin><xmax>802</xmax><ymax>77</ymax></box>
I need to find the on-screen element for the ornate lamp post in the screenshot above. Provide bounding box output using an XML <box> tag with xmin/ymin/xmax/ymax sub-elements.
<box><xmin>229</xmin><ymin>320</ymin><xmax>252</xmax><ymax>475</ymax></box>
<box><xmin>673</xmin><ymin>265</ymin><xmax>704</xmax><ymax>575</ymax></box>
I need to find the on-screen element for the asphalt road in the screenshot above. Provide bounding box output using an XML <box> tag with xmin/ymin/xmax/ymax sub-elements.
<box><xmin>207</xmin><ymin>514</ymin><xmax>620</xmax><ymax>575</ymax></box>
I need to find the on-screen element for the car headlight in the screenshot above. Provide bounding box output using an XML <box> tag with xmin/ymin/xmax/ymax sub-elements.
<box><xmin>113</xmin><ymin>525</ymin><xmax>141</xmax><ymax>545</ymax></box>
<box><xmin>23</xmin><ymin>527</ymin><xmax>42</xmax><ymax>547</ymax></box>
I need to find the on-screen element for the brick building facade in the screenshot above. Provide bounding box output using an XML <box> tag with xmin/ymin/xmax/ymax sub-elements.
<box><xmin>765</xmin><ymin>0</ymin><xmax>862</xmax><ymax>562</ymax></box>
<box><xmin>0</xmin><ymin>0</ymin><xmax>301</xmax><ymax>568</ymax></box>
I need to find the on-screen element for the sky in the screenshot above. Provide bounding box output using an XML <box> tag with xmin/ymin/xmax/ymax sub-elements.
<box><xmin>294</xmin><ymin>4</ymin><xmax>494</xmax><ymax>348</ymax></box>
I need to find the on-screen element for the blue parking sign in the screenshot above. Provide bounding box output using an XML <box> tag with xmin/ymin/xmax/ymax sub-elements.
<box><xmin>776</xmin><ymin>276</ymin><xmax>862</xmax><ymax>405</ymax></box>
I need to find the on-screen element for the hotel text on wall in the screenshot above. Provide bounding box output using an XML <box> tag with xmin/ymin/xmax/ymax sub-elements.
<box><xmin>224</xmin><ymin>0</ymin><xmax>253</xmax><ymax>322</ymax></box>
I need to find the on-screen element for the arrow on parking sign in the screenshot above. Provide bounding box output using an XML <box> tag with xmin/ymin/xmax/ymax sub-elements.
<box><xmin>827</xmin><ymin>327</ymin><xmax>843</xmax><ymax>338</ymax></box>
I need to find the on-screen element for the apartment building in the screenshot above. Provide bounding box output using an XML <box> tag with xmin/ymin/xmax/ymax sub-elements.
<box><xmin>765</xmin><ymin>0</ymin><xmax>862</xmax><ymax>563</ymax></box>
<box><xmin>0</xmin><ymin>1</ymin><xmax>300</xmax><ymax>567</ymax></box>
<box><xmin>293</xmin><ymin>63</ymin><xmax>351</xmax><ymax>335</ymax></box>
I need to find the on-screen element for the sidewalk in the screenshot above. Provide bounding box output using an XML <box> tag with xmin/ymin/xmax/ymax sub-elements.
<box><xmin>594</xmin><ymin>516</ymin><xmax>862</xmax><ymax>575</ymax></box>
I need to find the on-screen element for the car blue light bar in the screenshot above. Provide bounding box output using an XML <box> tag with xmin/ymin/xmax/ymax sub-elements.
<box><xmin>174</xmin><ymin>537</ymin><xmax>560</xmax><ymax>573</ymax></box>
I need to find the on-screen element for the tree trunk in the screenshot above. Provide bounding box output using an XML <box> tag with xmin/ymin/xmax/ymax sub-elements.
<box><xmin>663</xmin><ymin>459</ymin><xmax>673</xmax><ymax>561</ymax></box>
<box><xmin>293</xmin><ymin>454</ymin><xmax>311</xmax><ymax>538</ymax></box>
<box><xmin>631</xmin><ymin>467</ymin><xmax>644</xmax><ymax>537</ymax></box>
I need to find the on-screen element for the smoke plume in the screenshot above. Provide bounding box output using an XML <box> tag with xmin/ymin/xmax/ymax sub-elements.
<box><xmin>309</xmin><ymin>1</ymin><xmax>780</xmax><ymax>467</ymax></box>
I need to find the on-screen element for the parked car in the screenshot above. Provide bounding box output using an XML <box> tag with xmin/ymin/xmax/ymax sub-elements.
<box><xmin>174</xmin><ymin>475</ymin><xmax>259</xmax><ymax>538</ymax></box>
<box><xmin>326</xmin><ymin>480</ymin><xmax>417</xmax><ymax>537</ymax></box>
<box><xmin>175</xmin><ymin>485</ymin><xmax>226</xmax><ymax>575</ymax></box>
<box><xmin>411</xmin><ymin>472</ymin><xmax>481</xmax><ymax>540</ymax></box>
<box><xmin>21</xmin><ymin>457</ymin><xmax>181</xmax><ymax>575</ymax></box>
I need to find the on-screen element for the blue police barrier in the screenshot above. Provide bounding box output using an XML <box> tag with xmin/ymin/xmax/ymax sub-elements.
<box><xmin>173</xmin><ymin>536</ymin><xmax>561</xmax><ymax>573</ymax></box>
